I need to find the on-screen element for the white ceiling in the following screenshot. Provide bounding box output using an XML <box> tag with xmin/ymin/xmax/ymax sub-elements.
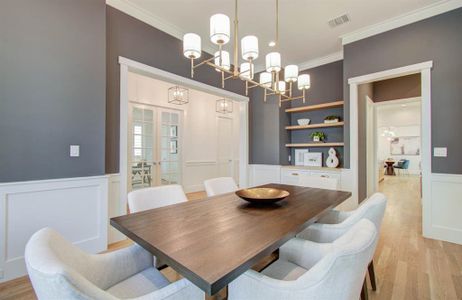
<box><xmin>123</xmin><ymin>0</ymin><xmax>443</xmax><ymax>69</ymax></box>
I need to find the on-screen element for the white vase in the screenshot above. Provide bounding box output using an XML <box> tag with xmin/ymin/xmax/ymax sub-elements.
<box><xmin>313</xmin><ymin>136</ymin><xmax>320</xmax><ymax>142</ymax></box>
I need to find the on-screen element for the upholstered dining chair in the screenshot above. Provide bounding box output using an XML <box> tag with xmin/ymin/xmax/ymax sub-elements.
<box><xmin>25</xmin><ymin>228</ymin><xmax>204</xmax><ymax>300</ymax></box>
<box><xmin>128</xmin><ymin>184</ymin><xmax>188</xmax><ymax>268</ymax></box>
<box><xmin>203</xmin><ymin>177</ymin><xmax>238</xmax><ymax>197</ymax></box>
<box><xmin>297</xmin><ymin>192</ymin><xmax>387</xmax><ymax>292</ymax></box>
<box><xmin>228</xmin><ymin>219</ymin><xmax>378</xmax><ymax>300</ymax></box>
<box><xmin>298</xmin><ymin>174</ymin><xmax>339</xmax><ymax>190</ymax></box>
<box><xmin>128</xmin><ymin>184</ymin><xmax>188</xmax><ymax>213</ymax></box>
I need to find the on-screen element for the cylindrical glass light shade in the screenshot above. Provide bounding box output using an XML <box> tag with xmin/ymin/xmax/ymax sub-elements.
<box><xmin>214</xmin><ymin>50</ymin><xmax>230</xmax><ymax>71</ymax></box>
<box><xmin>239</xmin><ymin>62</ymin><xmax>254</xmax><ymax>80</ymax></box>
<box><xmin>278</xmin><ymin>81</ymin><xmax>286</xmax><ymax>94</ymax></box>
<box><xmin>259</xmin><ymin>72</ymin><xmax>272</xmax><ymax>87</ymax></box>
<box><xmin>265</xmin><ymin>52</ymin><xmax>281</xmax><ymax>72</ymax></box>
<box><xmin>210</xmin><ymin>14</ymin><xmax>230</xmax><ymax>45</ymax></box>
<box><xmin>241</xmin><ymin>35</ymin><xmax>259</xmax><ymax>61</ymax></box>
<box><xmin>284</xmin><ymin>65</ymin><xmax>299</xmax><ymax>82</ymax></box>
<box><xmin>298</xmin><ymin>74</ymin><xmax>311</xmax><ymax>90</ymax></box>
<box><xmin>183</xmin><ymin>33</ymin><xmax>201</xmax><ymax>59</ymax></box>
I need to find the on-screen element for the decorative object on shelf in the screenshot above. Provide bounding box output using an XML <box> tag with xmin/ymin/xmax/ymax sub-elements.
<box><xmin>304</xmin><ymin>152</ymin><xmax>322</xmax><ymax>167</ymax></box>
<box><xmin>324</xmin><ymin>115</ymin><xmax>341</xmax><ymax>124</ymax></box>
<box><xmin>168</xmin><ymin>86</ymin><xmax>189</xmax><ymax>105</ymax></box>
<box><xmin>216</xmin><ymin>98</ymin><xmax>233</xmax><ymax>114</ymax></box>
<box><xmin>310</xmin><ymin>131</ymin><xmax>326</xmax><ymax>142</ymax></box>
<box><xmin>326</xmin><ymin>147</ymin><xmax>339</xmax><ymax>168</ymax></box>
<box><xmin>235</xmin><ymin>188</ymin><xmax>289</xmax><ymax>204</ymax></box>
<box><xmin>297</xmin><ymin>118</ymin><xmax>311</xmax><ymax>126</ymax></box>
<box><xmin>182</xmin><ymin>0</ymin><xmax>311</xmax><ymax>107</ymax></box>
<box><xmin>294</xmin><ymin>149</ymin><xmax>309</xmax><ymax>166</ymax></box>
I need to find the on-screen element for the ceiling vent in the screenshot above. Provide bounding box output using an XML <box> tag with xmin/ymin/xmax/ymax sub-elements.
<box><xmin>328</xmin><ymin>14</ymin><xmax>350</xmax><ymax>28</ymax></box>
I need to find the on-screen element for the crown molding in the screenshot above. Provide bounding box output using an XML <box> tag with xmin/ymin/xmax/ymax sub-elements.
<box><xmin>298</xmin><ymin>51</ymin><xmax>343</xmax><ymax>71</ymax></box>
<box><xmin>106</xmin><ymin>0</ymin><xmax>216</xmax><ymax>55</ymax></box>
<box><xmin>341</xmin><ymin>0</ymin><xmax>462</xmax><ymax>45</ymax></box>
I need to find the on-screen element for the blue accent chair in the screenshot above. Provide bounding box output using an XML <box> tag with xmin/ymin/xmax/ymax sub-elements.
<box><xmin>394</xmin><ymin>159</ymin><xmax>410</xmax><ymax>175</ymax></box>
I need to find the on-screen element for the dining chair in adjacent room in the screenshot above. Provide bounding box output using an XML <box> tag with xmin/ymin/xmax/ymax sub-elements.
<box><xmin>25</xmin><ymin>228</ymin><xmax>205</xmax><ymax>300</ymax></box>
<box><xmin>298</xmin><ymin>174</ymin><xmax>339</xmax><ymax>190</ymax></box>
<box><xmin>394</xmin><ymin>159</ymin><xmax>410</xmax><ymax>175</ymax></box>
<box><xmin>128</xmin><ymin>184</ymin><xmax>188</xmax><ymax>213</ymax></box>
<box><xmin>228</xmin><ymin>219</ymin><xmax>378</xmax><ymax>300</ymax></box>
<box><xmin>204</xmin><ymin>177</ymin><xmax>238</xmax><ymax>197</ymax></box>
<box><xmin>297</xmin><ymin>192</ymin><xmax>387</xmax><ymax>293</ymax></box>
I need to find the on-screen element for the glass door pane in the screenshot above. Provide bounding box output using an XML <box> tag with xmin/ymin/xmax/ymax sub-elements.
<box><xmin>130</xmin><ymin>105</ymin><xmax>156</xmax><ymax>190</ymax></box>
<box><xmin>159</xmin><ymin>109</ymin><xmax>181</xmax><ymax>185</ymax></box>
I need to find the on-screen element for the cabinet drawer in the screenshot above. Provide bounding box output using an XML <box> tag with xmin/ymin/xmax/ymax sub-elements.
<box><xmin>309</xmin><ymin>171</ymin><xmax>341</xmax><ymax>180</ymax></box>
<box><xmin>281</xmin><ymin>169</ymin><xmax>309</xmax><ymax>185</ymax></box>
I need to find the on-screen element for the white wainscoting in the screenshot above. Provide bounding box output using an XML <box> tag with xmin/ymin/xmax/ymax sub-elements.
<box><xmin>183</xmin><ymin>161</ymin><xmax>218</xmax><ymax>193</ymax></box>
<box><xmin>249</xmin><ymin>165</ymin><xmax>282</xmax><ymax>186</ymax></box>
<box><xmin>107</xmin><ymin>174</ymin><xmax>126</xmax><ymax>244</ymax></box>
<box><xmin>0</xmin><ymin>175</ymin><xmax>109</xmax><ymax>283</ymax></box>
<box><xmin>424</xmin><ymin>173</ymin><xmax>462</xmax><ymax>245</ymax></box>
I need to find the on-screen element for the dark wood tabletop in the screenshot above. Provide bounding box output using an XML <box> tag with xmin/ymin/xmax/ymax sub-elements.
<box><xmin>111</xmin><ymin>183</ymin><xmax>351</xmax><ymax>295</ymax></box>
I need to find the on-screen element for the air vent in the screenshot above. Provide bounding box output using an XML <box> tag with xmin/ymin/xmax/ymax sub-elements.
<box><xmin>328</xmin><ymin>14</ymin><xmax>350</xmax><ymax>28</ymax></box>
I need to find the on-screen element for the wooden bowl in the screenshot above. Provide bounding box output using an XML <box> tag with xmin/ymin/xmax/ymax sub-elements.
<box><xmin>235</xmin><ymin>188</ymin><xmax>290</xmax><ymax>204</ymax></box>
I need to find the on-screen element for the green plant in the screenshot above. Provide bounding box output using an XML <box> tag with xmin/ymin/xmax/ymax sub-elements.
<box><xmin>310</xmin><ymin>131</ymin><xmax>326</xmax><ymax>141</ymax></box>
<box><xmin>324</xmin><ymin>115</ymin><xmax>341</xmax><ymax>121</ymax></box>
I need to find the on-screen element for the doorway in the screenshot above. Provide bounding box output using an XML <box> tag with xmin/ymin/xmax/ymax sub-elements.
<box><xmin>128</xmin><ymin>104</ymin><xmax>182</xmax><ymax>190</ymax></box>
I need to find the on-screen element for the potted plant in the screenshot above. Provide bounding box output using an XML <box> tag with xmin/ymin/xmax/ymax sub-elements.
<box><xmin>324</xmin><ymin>115</ymin><xmax>341</xmax><ymax>124</ymax></box>
<box><xmin>310</xmin><ymin>131</ymin><xmax>326</xmax><ymax>142</ymax></box>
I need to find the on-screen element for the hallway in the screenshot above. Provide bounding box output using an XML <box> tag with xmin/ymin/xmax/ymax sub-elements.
<box><xmin>370</xmin><ymin>176</ymin><xmax>462</xmax><ymax>299</ymax></box>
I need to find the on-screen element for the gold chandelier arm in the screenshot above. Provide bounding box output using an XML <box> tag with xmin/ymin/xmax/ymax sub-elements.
<box><xmin>276</xmin><ymin>0</ymin><xmax>279</xmax><ymax>46</ymax></box>
<box><xmin>233</xmin><ymin>0</ymin><xmax>239</xmax><ymax>77</ymax></box>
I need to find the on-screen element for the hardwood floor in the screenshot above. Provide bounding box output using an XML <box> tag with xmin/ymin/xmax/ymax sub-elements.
<box><xmin>2</xmin><ymin>181</ymin><xmax>462</xmax><ymax>300</ymax></box>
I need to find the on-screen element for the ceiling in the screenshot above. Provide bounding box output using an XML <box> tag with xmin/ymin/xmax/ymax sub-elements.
<box><xmin>124</xmin><ymin>0</ymin><xmax>443</xmax><ymax>69</ymax></box>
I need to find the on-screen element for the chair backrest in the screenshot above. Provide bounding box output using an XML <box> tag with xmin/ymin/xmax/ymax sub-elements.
<box><xmin>344</xmin><ymin>192</ymin><xmax>387</xmax><ymax>232</ymax></box>
<box><xmin>402</xmin><ymin>159</ymin><xmax>410</xmax><ymax>169</ymax></box>
<box><xmin>301</xmin><ymin>219</ymin><xmax>377</xmax><ymax>299</ymax></box>
<box><xmin>299</xmin><ymin>174</ymin><xmax>339</xmax><ymax>190</ymax></box>
<box><xmin>128</xmin><ymin>184</ymin><xmax>187</xmax><ymax>213</ymax></box>
<box><xmin>25</xmin><ymin>228</ymin><xmax>116</xmax><ymax>300</ymax></box>
<box><xmin>204</xmin><ymin>177</ymin><xmax>238</xmax><ymax>197</ymax></box>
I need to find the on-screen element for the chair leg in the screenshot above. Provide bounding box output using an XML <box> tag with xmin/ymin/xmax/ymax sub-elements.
<box><xmin>368</xmin><ymin>260</ymin><xmax>377</xmax><ymax>291</ymax></box>
<box><xmin>360</xmin><ymin>277</ymin><xmax>369</xmax><ymax>300</ymax></box>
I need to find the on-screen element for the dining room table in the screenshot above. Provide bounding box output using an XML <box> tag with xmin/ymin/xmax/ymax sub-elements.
<box><xmin>384</xmin><ymin>160</ymin><xmax>396</xmax><ymax>175</ymax></box>
<box><xmin>111</xmin><ymin>183</ymin><xmax>351</xmax><ymax>296</ymax></box>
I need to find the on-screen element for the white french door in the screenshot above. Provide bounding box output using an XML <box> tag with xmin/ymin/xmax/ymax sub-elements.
<box><xmin>128</xmin><ymin>103</ymin><xmax>182</xmax><ymax>191</ymax></box>
<box><xmin>217</xmin><ymin>116</ymin><xmax>234</xmax><ymax>178</ymax></box>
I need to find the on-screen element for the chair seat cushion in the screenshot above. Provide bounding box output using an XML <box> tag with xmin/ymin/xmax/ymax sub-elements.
<box><xmin>106</xmin><ymin>267</ymin><xmax>170</xmax><ymax>298</ymax></box>
<box><xmin>262</xmin><ymin>260</ymin><xmax>308</xmax><ymax>281</ymax></box>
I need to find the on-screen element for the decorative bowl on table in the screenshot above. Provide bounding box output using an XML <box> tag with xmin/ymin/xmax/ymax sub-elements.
<box><xmin>235</xmin><ymin>188</ymin><xmax>290</xmax><ymax>204</ymax></box>
<box><xmin>297</xmin><ymin>119</ymin><xmax>311</xmax><ymax>126</ymax></box>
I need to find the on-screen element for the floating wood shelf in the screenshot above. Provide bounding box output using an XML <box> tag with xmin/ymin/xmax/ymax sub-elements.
<box><xmin>285</xmin><ymin>142</ymin><xmax>344</xmax><ymax>148</ymax></box>
<box><xmin>286</xmin><ymin>121</ymin><xmax>344</xmax><ymax>130</ymax></box>
<box><xmin>285</xmin><ymin>100</ymin><xmax>344</xmax><ymax>113</ymax></box>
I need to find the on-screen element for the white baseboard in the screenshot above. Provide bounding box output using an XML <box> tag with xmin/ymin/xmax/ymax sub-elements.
<box><xmin>424</xmin><ymin>173</ymin><xmax>462</xmax><ymax>245</ymax></box>
<box><xmin>0</xmin><ymin>175</ymin><xmax>109</xmax><ymax>283</ymax></box>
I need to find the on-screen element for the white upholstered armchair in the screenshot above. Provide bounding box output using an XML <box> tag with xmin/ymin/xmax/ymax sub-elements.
<box><xmin>228</xmin><ymin>219</ymin><xmax>378</xmax><ymax>300</ymax></box>
<box><xmin>297</xmin><ymin>192</ymin><xmax>387</xmax><ymax>292</ymax></box>
<box><xmin>25</xmin><ymin>228</ymin><xmax>204</xmax><ymax>300</ymax></box>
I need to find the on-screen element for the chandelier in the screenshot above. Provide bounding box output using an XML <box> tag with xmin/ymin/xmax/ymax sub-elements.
<box><xmin>182</xmin><ymin>0</ymin><xmax>311</xmax><ymax>107</ymax></box>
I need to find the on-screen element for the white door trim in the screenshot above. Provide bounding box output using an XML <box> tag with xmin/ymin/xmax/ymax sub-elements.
<box><xmin>119</xmin><ymin>56</ymin><xmax>250</xmax><ymax>213</ymax></box>
<box><xmin>348</xmin><ymin>61</ymin><xmax>432</xmax><ymax>236</ymax></box>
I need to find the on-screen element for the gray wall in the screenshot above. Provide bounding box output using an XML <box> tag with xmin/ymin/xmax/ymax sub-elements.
<box><xmin>106</xmin><ymin>7</ymin><xmax>245</xmax><ymax>173</ymax></box>
<box><xmin>373</xmin><ymin>74</ymin><xmax>421</xmax><ymax>102</ymax></box>
<box><xmin>0</xmin><ymin>0</ymin><xmax>106</xmax><ymax>182</ymax></box>
<box><xmin>344</xmin><ymin>7</ymin><xmax>462</xmax><ymax>174</ymax></box>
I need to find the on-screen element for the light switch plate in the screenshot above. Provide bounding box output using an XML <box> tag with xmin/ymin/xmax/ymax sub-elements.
<box><xmin>433</xmin><ymin>147</ymin><xmax>447</xmax><ymax>157</ymax></box>
<box><xmin>70</xmin><ymin>145</ymin><xmax>80</xmax><ymax>157</ymax></box>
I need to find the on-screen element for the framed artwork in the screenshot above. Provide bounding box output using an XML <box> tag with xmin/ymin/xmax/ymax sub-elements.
<box><xmin>303</xmin><ymin>152</ymin><xmax>323</xmax><ymax>167</ymax></box>
<box><xmin>294</xmin><ymin>149</ymin><xmax>309</xmax><ymax>166</ymax></box>
<box><xmin>170</xmin><ymin>125</ymin><xmax>178</xmax><ymax>138</ymax></box>
<box><xmin>390</xmin><ymin>136</ymin><xmax>420</xmax><ymax>155</ymax></box>
<box><xmin>169</xmin><ymin>140</ymin><xmax>178</xmax><ymax>154</ymax></box>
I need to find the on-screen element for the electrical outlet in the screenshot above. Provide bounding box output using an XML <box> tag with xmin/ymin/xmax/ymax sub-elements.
<box><xmin>433</xmin><ymin>147</ymin><xmax>447</xmax><ymax>157</ymax></box>
<box><xmin>70</xmin><ymin>145</ymin><xmax>80</xmax><ymax>157</ymax></box>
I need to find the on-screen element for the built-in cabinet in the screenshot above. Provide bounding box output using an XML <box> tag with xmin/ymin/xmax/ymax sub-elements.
<box><xmin>281</xmin><ymin>167</ymin><xmax>341</xmax><ymax>186</ymax></box>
